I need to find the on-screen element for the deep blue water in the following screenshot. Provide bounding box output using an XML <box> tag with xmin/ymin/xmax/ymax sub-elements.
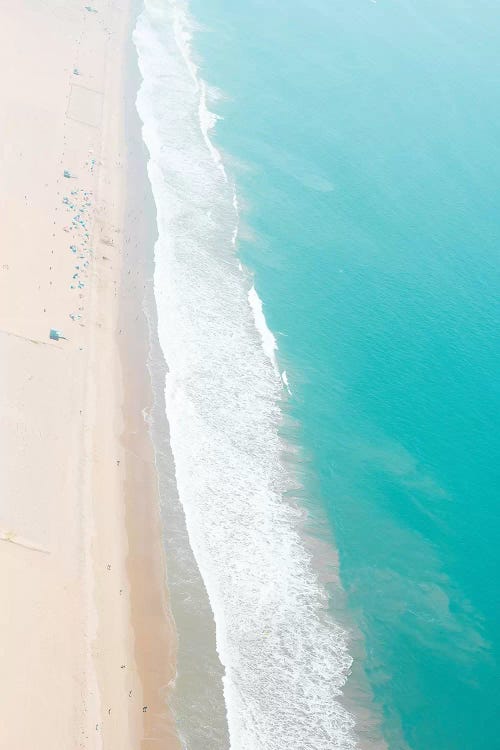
<box><xmin>188</xmin><ymin>1</ymin><xmax>500</xmax><ymax>747</ymax></box>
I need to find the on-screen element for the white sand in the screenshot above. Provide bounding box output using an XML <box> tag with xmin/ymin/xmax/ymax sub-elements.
<box><xmin>0</xmin><ymin>1</ymin><xmax>179</xmax><ymax>746</ymax></box>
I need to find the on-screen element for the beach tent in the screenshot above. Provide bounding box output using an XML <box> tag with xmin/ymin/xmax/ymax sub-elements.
<box><xmin>49</xmin><ymin>329</ymin><xmax>66</xmax><ymax>341</ymax></box>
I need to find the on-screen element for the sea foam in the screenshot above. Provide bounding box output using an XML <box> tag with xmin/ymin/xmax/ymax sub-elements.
<box><xmin>134</xmin><ymin>1</ymin><xmax>357</xmax><ymax>747</ymax></box>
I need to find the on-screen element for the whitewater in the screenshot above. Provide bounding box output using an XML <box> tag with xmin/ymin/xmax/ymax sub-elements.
<box><xmin>133</xmin><ymin>1</ymin><xmax>357</xmax><ymax>747</ymax></box>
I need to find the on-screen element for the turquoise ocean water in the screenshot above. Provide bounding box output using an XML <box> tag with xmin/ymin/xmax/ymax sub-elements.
<box><xmin>135</xmin><ymin>0</ymin><xmax>500</xmax><ymax>748</ymax></box>
<box><xmin>185</xmin><ymin>1</ymin><xmax>500</xmax><ymax>748</ymax></box>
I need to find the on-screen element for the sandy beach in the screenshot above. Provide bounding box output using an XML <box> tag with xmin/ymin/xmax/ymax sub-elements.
<box><xmin>0</xmin><ymin>0</ymin><xmax>179</xmax><ymax>746</ymax></box>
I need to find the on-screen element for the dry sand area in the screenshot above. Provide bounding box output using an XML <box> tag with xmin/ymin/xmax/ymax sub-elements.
<box><xmin>0</xmin><ymin>1</ymin><xmax>179</xmax><ymax>747</ymax></box>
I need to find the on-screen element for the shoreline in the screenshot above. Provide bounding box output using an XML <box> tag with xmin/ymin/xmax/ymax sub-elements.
<box><xmin>129</xmin><ymin>6</ymin><xmax>231</xmax><ymax>745</ymax></box>
<box><xmin>120</xmin><ymin>3</ymin><xmax>181</xmax><ymax>744</ymax></box>
<box><xmin>131</xmin><ymin>3</ymin><xmax>376</xmax><ymax>747</ymax></box>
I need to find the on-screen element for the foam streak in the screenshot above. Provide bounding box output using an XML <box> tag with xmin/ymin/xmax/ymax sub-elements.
<box><xmin>134</xmin><ymin>2</ymin><xmax>357</xmax><ymax>747</ymax></box>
